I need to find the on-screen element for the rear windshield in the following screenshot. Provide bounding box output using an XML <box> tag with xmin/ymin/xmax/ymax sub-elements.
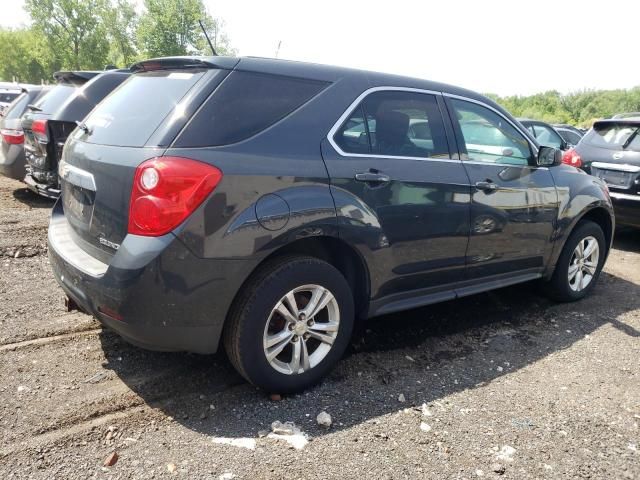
<box><xmin>0</xmin><ymin>91</ymin><xmax>20</xmax><ymax>104</ymax></box>
<box><xmin>175</xmin><ymin>71</ymin><xmax>329</xmax><ymax>147</ymax></box>
<box><xmin>33</xmin><ymin>84</ymin><xmax>77</xmax><ymax>114</ymax></box>
<box><xmin>586</xmin><ymin>122</ymin><xmax>640</xmax><ymax>151</ymax></box>
<box><xmin>3</xmin><ymin>92</ymin><xmax>30</xmax><ymax>119</ymax></box>
<box><xmin>82</xmin><ymin>70</ymin><xmax>206</xmax><ymax>147</ymax></box>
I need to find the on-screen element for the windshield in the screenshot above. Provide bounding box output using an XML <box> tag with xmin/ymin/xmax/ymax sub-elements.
<box><xmin>587</xmin><ymin>123</ymin><xmax>640</xmax><ymax>151</ymax></box>
<box><xmin>0</xmin><ymin>91</ymin><xmax>20</xmax><ymax>104</ymax></box>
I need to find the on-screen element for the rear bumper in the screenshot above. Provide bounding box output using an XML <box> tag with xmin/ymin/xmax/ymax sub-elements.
<box><xmin>610</xmin><ymin>192</ymin><xmax>640</xmax><ymax>228</ymax></box>
<box><xmin>24</xmin><ymin>171</ymin><xmax>60</xmax><ymax>199</ymax></box>
<box><xmin>0</xmin><ymin>145</ymin><xmax>26</xmax><ymax>181</ymax></box>
<box><xmin>48</xmin><ymin>199</ymin><xmax>253</xmax><ymax>353</ymax></box>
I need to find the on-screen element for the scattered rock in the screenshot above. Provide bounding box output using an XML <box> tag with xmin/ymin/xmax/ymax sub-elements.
<box><xmin>496</xmin><ymin>445</ymin><xmax>516</xmax><ymax>462</ymax></box>
<box><xmin>199</xmin><ymin>412</ymin><xmax>207</xmax><ymax>420</ymax></box>
<box><xmin>219</xmin><ymin>473</ymin><xmax>236</xmax><ymax>480</ymax></box>
<box><xmin>84</xmin><ymin>371</ymin><xmax>109</xmax><ymax>384</ymax></box>
<box><xmin>268</xmin><ymin>421</ymin><xmax>308</xmax><ymax>449</ymax></box>
<box><xmin>316</xmin><ymin>411</ymin><xmax>332</xmax><ymax>428</ymax></box>
<box><xmin>269</xmin><ymin>393</ymin><xmax>282</xmax><ymax>401</ymax></box>
<box><xmin>421</xmin><ymin>403</ymin><xmax>433</xmax><ymax>416</ymax></box>
<box><xmin>209</xmin><ymin>404</ymin><xmax>216</xmax><ymax>410</ymax></box>
<box><xmin>491</xmin><ymin>463</ymin><xmax>506</xmax><ymax>475</ymax></box>
<box><xmin>14</xmin><ymin>250</ymin><xmax>20</xmax><ymax>259</ymax></box>
<box><xmin>496</xmin><ymin>366</ymin><xmax>504</xmax><ymax>372</ymax></box>
<box><xmin>475</xmin><ymin>469</ymin><xmax>484</xmax><ymax>477</ymax></box>
<box><xmin>398</xmin><ymin>394</ymin><xmax>406</xmax><ymax>403</ymax></box>
<box><xmin>16</xmin><ymin>386</ymin><xmax>29</xmax><ymax>393</ymax></box>
<box><xmin>167</xmin><ymin>463</ymin><xmax>177</xmax><ymax>473</ymax></box>
<box><xmin>103</xmin><ymin>452</ymin><xmax>118</xmax><ymax>467</ymax></box>
<box><xmin>271</xmin><ymin>421</ymin><xmax>296</xmax><ymax>435</ymax></box>
<box><xmin>199</xmin><ymin>394</ymin><xmax>206</xmax><ymax>400</ymax></box>
<box><xmin>405</xmin><ymin>355</ymin><xmax>415</xmax><ymax>362</ymax></box>
<box><xmin>257</xmin><ymin>430</ymin><xmax>269</xmax><ymax>438</ymax></box>
<box><xmin>420</xmin><ymin>422</ymin><xmax>432</xmax><ymax>432</ymax></box>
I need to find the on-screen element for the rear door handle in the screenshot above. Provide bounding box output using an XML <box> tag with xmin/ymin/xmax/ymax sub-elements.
<box><xmin>355</xmin><ymin>172</ymin><xmax>391</xmax><ymax>183</ymax></box>
<box><xmin>475</xmin><ymin>180</ymin><xmax>498</xmax><ymax>192</ymax></box>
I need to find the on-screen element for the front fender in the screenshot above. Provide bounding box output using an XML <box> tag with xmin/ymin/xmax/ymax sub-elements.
<box><xmin>546</xmin><ymin>165</ymin><xmax>614</xmax><ymax>274</ymax></box>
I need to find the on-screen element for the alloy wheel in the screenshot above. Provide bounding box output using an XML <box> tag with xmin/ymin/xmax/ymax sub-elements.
<box><xmin>568</xmin><ymin>235</ymin><xmax>599</xmax><ymax>292</ymax></box>
<box><xmin>263</xmin><ymin>284</ymin><xmax>340</xmax><ymax>375</ymax></box>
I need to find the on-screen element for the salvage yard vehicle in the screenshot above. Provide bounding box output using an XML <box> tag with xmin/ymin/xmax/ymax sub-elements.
<box><xmin>554</xmin><ymin>125</ymin><xmax>584</xmax><ymax>147</ymax></box>
<box><xmin>0</xmin><ymin>85</ymin><xmax>22</xmax><ymax>116</ymax></box>
<box><xmin>48</xmin><ymin>56</ymin><xmax>614</xmax><ymax>393</ymax></box>
<box><xmin>0</xmin><ymin>85</ymin><xmax>51</xmax><ymax>180</ymax></box>
<box><xmin>563</xmin><ymin>117</ymin><xmax>640</xmax><ymax>228</ymax></box>
<box><xmin>21</xmin><ymin>69</ymin><xmax>129</xmax><ymax>198</ymax></box>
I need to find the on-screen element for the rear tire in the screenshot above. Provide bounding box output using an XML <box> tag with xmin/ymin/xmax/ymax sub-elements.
<box><xmin>223</xmin><ymin>255</ymin><xmax>354</xmax><ymax>393</ymax></box>
<box><xmin>542</xmin><ymin>220</ymin><xmax>605</xmax><ymax>302</ymax></box>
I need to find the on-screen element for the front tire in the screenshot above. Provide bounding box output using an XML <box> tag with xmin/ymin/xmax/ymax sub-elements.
<box><xmin>223</xmin><ymin>255</ymin><xmax>354</xmax><ymax>393</ymax></box>
<box><xmin>543</xmin><ymin>220</ymin><xmax>606</xmax><ymax>302</ymax></box>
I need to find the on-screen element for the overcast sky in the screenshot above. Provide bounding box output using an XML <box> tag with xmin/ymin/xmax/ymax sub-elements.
<box><xmin>2</xmin><ymin>0</ymin><xmax>638</xmax><ymax>96</ymax></box>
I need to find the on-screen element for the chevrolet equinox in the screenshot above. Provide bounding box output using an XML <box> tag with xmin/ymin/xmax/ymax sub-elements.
<box><xmin>48</xmin><ymin>56</ymin><xmax>614</xmax><ymax>392</ymax></box>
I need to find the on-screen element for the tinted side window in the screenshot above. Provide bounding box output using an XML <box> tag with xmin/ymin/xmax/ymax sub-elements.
<box><xmin>450</xmin><ymin>99</ymin><xmax>531</xmax><ymax>165</ymax></box>
<box><xmin>561</xmin><ymin>130</ymin><xmax>581</xmax><ymax>145</ymax></box>
<box><xmin>335</xmin><ymin>90</ymin><xmax>449</xmax><ymax>158</ymax></box>
<box><xmin>176</xmin><ymin>71</ymin><xmax>329</xmax><ymax>147</ymax></box>
<box><xmin>33</xmin><ymin>84</ymin><xmax>77</xmax><ymax>113</ymax></box>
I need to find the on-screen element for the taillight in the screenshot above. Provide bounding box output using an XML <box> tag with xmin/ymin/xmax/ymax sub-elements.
<box><xmin>0</xmin><ymin>128</ymin><xmax>24</xmax><ymax>145</ymax></box>
<box><xmin>562</xmin><ymin>148</ymin><xmax>582</xmax><ymax>168</ymax></box>
<box><xmin>31</xmin><ymin>119</ymin><xmax>48</xmax><ymax>143</ymax></box>
<box><xmin>128</xmin><ymin>157</ymin><xmax>223</xmax><ymax>236</ymax></box>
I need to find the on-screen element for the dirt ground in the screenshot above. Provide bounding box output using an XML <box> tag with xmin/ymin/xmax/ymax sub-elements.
<box><xmin>0</xmin><ymin>174</ymin><xmax>638</xmax><ymax>479</ymax></box>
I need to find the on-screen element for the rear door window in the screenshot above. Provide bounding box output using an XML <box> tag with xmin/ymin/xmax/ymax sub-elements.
<box><xmin>82</xmin><ymin>70</ymin><xmax>208</xmax><ymax>147</ymax></box>
<box><xmin>175</xmin><ymin>71</ymin><xmax>329</xmax><ymax>147</ymax></box>
<box><xmin>334</xmin><ymin>90</ymin><xmax>450</xmax><ymax>158</ymax></box>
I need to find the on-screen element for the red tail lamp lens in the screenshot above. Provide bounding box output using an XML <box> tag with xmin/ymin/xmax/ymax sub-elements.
<box><xmin>562</xmin><ymin>148</ymin><xmax>582</xmax><ymax>168</ymax></box>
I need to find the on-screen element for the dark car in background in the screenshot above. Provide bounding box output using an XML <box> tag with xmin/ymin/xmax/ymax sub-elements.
<box><xmin>49</xmin><ymin>56</ymin><xmax>613</xmax><ymax>393</ymax></box>
<box><xmin>21</xmin><ymin>69</ymin><xmax>129</xmax><ymax>198</ymax></box>
<box><xmin>554</xmin><ymin>125</ymin><xmax>584</xmax><ymax>147</ymax></box>
<box><xmin>519</xmin><ymin>119</ymin><xmax>570</xmax><ymax>150</ymax></box>
<box><xmin>564</xmin><ymin>118</ymin><xmax>640</xmax><ymax>227</ymax></box>
<box><xmin>0</xmin><ymin>85</ymin><xmax>51</xmax><ymax>180</ymax></box>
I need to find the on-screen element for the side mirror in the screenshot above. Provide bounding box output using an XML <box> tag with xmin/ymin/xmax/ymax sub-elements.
<box><xmin>537</xmin><ymin>146</ymin><xmax>562</xmax><ymax>167</ymax></box>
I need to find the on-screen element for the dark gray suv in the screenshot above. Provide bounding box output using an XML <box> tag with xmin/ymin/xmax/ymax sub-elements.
<box><xmin>48</xmin><ymin>56</ymin><xmax>614</xmax><ymax>392</ymax></box>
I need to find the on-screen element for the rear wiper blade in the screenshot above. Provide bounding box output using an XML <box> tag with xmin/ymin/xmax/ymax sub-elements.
<box><xmin>622</xmin><ymin>127</ymin><xmax>640</xmax><ymax>149</ymax></box>
<box><xmin>27</xmin><ymin>104</ymin><xmax>42</xmax><ymax>112</ymax></box>
<box><xmin>75</xmin><ymin>120</ymin><xmax>92</xmax><ymax>134</ymax></box>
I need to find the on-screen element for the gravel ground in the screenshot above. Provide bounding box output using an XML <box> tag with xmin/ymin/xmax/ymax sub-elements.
<box><xmin>0</xmin><ymin>174</ymin><xmax>638</xmax><ymax>479</ymax></box>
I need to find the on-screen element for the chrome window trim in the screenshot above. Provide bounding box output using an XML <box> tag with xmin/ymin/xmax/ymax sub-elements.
<box><xmin>326</xmin><ymin>87</ymin><xmax>541</xmax><ymax>168</ymax></box>
<box><xmin>326</xmin><ymin>86</ymin><xmax>451</xmax><ymax>163</ymax></box>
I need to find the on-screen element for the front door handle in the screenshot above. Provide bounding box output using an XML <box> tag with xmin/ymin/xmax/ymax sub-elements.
<box><xmin>355</xmin><ymin>171</ymin><xmax>391</xmax><ymax>183</ymax></box>
<box><xmin>475</xmin><ymin>180</ymin><xmax>498</xmax><ymax>192</ymax></box>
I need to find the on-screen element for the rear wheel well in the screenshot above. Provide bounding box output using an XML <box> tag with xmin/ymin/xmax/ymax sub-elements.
<box><xmin>257</xmin><ymin>236</ymin><xmax>370</xmax><ymax>320</ymax></box>
<box><xmin>579</xmin><ymin>207</ymin><xmax>613</xmax><ymax>252</ymax></box>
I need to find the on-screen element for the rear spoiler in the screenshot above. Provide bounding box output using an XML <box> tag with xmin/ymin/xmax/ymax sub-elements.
<box><xmin>53</xmin><ymin>71</ymin><xmax>101</xmax><ymax>85</ymax></box>
<box><xmin>130</xmin><ymin>56</ymin><xmax>239</xmax><ymax>73</ymax></box>
<box><xmin>593</xmin><ymin>119</ymin><xmax>640</xmax><ymax>129</ymax></box>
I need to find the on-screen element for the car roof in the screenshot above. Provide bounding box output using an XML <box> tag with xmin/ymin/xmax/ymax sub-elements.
<box><xmin>131</xmin><ymin>55</ymin><xmax>508</xmax><ymax>114</ymax></box>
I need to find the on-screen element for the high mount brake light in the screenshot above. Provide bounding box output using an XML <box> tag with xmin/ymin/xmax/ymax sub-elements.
<box><xmin>128</xmin><ymin>157</ymin><xmax>223</xmax><ymax>237</ymax></box>
<box><xmin>562</xmin><ymin>148</ymin><xmax>582</xmax><ymax>168</ymax></box>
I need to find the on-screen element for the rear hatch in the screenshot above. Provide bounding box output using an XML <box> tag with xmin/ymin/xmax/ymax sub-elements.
<box><xmin>577</xmin><ymin>120</ymin><xmax>640</xmax><ymax>194</ymax></box>
<box><xmin>59</xmin><ymin>58</ymin><xmax>235</xmax><ymax>261</ymax></box>
<box><xmin>22</xmin><ymin>72</ymin><xmax>99</xmax><ymax>190</ymax></box>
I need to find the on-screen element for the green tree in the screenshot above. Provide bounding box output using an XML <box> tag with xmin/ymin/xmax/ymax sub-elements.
<box><xmin>25</xmin><ymin>0</ymin><xmax>110</xmax><ymax>70</ymax></box>
<box><xmin>137</xmin><ymin>0</ymin><xmax>235</xmax><ymax>57</ymax></box>
<box><xmin>103</xmin><ymin>0</ymin><xmax>139</xmax><ymax>67</ymax></box>
<box><xmin>0</xmin><ymin>27</ymin><xmax>59</xmax><ymax>83</ymax></box>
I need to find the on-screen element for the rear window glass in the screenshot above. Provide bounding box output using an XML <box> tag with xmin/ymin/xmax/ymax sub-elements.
<box><xmin>82</xmin><ymin>70</ymin><xmax>206</xmax><ymax>147</ymax></box>
<box><xmin>587</xmin><ymin>123</ymin><xmax>640</xmax><ymax>151</ymax></box>
<box><xmin>0</xmin><ymin>92</ymin><xmax>20</xmax><ymax>104</ymax></box>
<box><xmin>33</xmin><ymin>84</ymin><xmax>77</xmax><ymax>113</ymax></box>
<box><xmin>175</xmin><ymin>71</ymin><xmax>329</xmax><ymax>147</ymax></box>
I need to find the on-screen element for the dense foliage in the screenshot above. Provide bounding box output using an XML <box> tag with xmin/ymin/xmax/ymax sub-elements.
<box><xmin>488</xmin><ymin>88</ymin><xmax>640</xmax><ymax>127</ymax></box>
<box><xmin>0</xmin><ymin>0</ymin><xmax>235</xmax><ymax>84</ymax></box>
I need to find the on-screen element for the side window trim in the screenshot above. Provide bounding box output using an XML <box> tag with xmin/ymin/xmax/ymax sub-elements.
<box><xmin>442</xmin><ymin>94</ymin><xmax>540</xmax><ymax>168</ymax></box>
<box><xmin>327</xmin><ymin>86</ymin><xmax>458</xmax><ymax>161</ymax></box>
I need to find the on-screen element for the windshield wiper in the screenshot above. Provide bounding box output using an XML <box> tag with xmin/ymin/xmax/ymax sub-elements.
<box><xmin>622</xmin><ymin>127</ymin><xmax>640</xmax><ymax>149</ymax></box>
<box><xmin>27</xmin><ymin>104</ymin><xmax>42</xmax><ymax>112</ymax></box>
<box><xmin>75</xmin><ymin>121</ymin><xmax>91</xmax><ymax>135</ymax></box>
